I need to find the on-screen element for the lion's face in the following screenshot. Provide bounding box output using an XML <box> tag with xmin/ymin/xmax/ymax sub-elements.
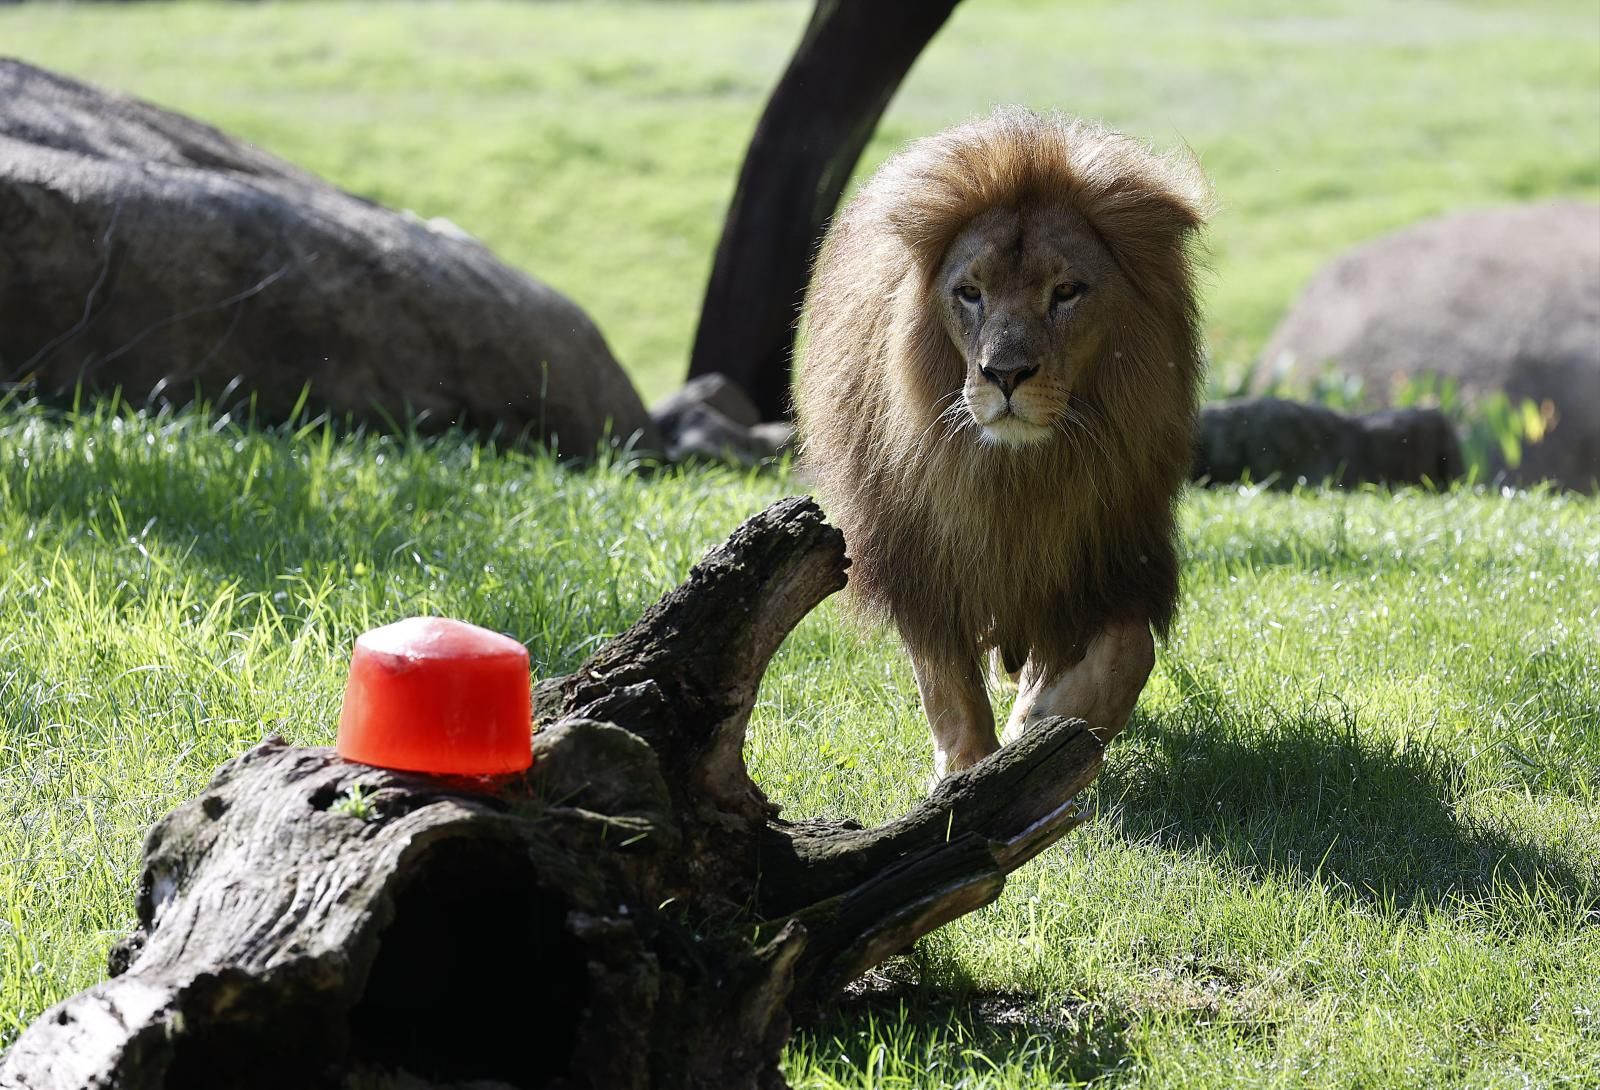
<box><xmin>934</xmin><ymin>205</ymin><xmax>1120</xmax><ymax>448</ymax></box>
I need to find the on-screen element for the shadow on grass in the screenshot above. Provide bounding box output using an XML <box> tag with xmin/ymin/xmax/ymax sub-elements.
<box><xmin>788</xmin><ymin>969</ymin><xmax>1130</xmax><ymax>1087</ymax></box>
<box><xmin>1099</xmin><ymin>686</ymin><xmax>1597</xmax><ymax>912</ymax></box>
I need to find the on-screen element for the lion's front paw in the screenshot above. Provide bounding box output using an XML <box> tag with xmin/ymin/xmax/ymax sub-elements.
<box><xmin>999</xmin><ymin>716</ymin><xmax>1035</xmax><ymax>748</ymax></box>
<box><xmin>931</xmin><ymin>739</ymin><xmax>999</xmax><ymax>785</ymax></box>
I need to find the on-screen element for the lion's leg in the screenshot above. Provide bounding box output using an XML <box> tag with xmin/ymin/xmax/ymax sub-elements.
<box><xmin>1001</xmin><ymin>657</ymin><xmax>1048</xmax><ymax>742</ymax></box>
<box><xmin>910</xmin><ymin>651</ymin><xmax>998</xmax><ymax>780</ymax></box>
<box><xmin>1001</xmin><ymin>617</ymin><xmax>1155</xmax><ymax>745</ymax></box>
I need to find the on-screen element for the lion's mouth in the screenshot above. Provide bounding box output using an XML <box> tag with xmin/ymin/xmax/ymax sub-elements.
<box><xmin>977</xmin><ymin>411</ymin><xmax>1053</xmax><ymax>448</ymax></box>
<box><xmin>965</xmin><ymin>383</ymin><xmax>1057</xmax><ymax>448</ymax></box>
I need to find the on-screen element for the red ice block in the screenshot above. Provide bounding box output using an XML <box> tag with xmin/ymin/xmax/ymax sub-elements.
<box><xmin>336</xmin><ymin>617</ymin><xmax>532</xmax><ymax>775</ymax></box>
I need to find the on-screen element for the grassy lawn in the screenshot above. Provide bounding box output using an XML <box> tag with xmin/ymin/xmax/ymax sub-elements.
<box><xmin>2</xmin><ymin>0</ymin><xmax>1596</xmax><ymax>402</ymax></box>
<box><xmin>3</xmin><ymin>401</ymin><xmax>1597</xmax><ymax>1086</ymax></box>
<box><xmin>2</xmin><ymin>1</ymin><xmax>1598</xmax><ymax>1086</ymax></box>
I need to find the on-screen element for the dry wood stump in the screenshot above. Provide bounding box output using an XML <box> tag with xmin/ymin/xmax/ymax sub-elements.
<box><xmin>1</xmin><ymin>498</ymin><xmax>1105</xmax><ymax>1090</ymax></box>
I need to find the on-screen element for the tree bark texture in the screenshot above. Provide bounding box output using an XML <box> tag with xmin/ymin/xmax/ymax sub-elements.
<box><xmin>686</xmin><ymin>0</ymin><xmax>963</xmax><ymax>420</ymax></box>
<box><xmin>0</xmin><ymin>498</ymin><xmax>1103</xmax><ymax>1090</ymax></box>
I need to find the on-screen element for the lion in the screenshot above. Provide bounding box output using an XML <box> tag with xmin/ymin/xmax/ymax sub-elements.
<box><xmin>795</xmin><ymin>109</ymin><xmax>1210</xmax><ymax>778</ymax></box>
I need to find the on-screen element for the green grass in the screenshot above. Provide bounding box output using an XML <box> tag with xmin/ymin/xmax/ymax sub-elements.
<box><xmin>2</xmin><ymin>399</ymin><xmax>1596</xmax><ymax>1087</ymax></box>
<box><xmin>2</xmin><ymin>2</ymin><xmax>1598</xmax><ymax>1085</ymax></box>
<box><xmin>3</xmin><ymin>0</ymin><xmax>1596</xmax><ymax>401</ymax></box>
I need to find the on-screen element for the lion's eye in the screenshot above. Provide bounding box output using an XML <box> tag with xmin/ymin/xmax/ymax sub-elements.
<box><xmin>955</xmin><ymin>284</ymin><xmax>982</xmax><ymax>303</ymax></box>
<box><xmin>1053</xmin><ymin>282</ymin><xmax>1085</xmax><ymax>303</ymax></box>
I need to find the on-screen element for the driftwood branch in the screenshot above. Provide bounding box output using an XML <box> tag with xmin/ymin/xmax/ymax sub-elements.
<box><xmin>2</xmin><ymin>498</ymin><xmax>1103</xmax><ymax>1090</ymax></box>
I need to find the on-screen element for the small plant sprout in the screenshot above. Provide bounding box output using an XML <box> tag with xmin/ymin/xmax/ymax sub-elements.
<box><xmin>331</xmin><ymin>784</ymin><xmax>380</xmax><ymax>823</ymax></box>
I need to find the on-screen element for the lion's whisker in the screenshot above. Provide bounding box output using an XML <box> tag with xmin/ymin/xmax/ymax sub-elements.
<box><xmin>1056</xmin><ymin>403</ymin><xmax>1106</xmax><ymax>454</ymax></box>
<box><xmin>935</xmin><ymin>397</ymin><xmax>977</xmax><ymax>445</ymax></box>
<box><xmin>1053</xmin><ymin>412</ymin><xmax>1112</xmax><ymax>511</ymax></box>
<box><xmin>913</xmin><ymin>390</ymin><xmax>971</xmax><ymax>448</ymax></box>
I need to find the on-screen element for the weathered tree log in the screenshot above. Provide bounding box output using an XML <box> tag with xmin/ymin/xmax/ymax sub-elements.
<box><xmin>0</xmin><ymin>498</ymin><xmax>1103</xmax><ymax>1090</ymax></box>
<box><xmin>686</xmin><ymin>0</ymin><xmax>963</xmax><ymax>420</ymax></box>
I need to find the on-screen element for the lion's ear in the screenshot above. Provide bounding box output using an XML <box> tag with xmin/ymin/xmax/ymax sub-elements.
<box><xmin>1154</xmin><ymin>143</ymin><xmax>1214</xmax><ymax>226</ymax></box>
<box><xmin>1144</xmin><ymin>186</ymin><xmax>1212</xmax><ymax>241</ymax></box>
<box><xmin>1084</xmin><ymin>156</ymin><xmax>1211</xmax><ymax>304</ymax></box>
<box><xmin>1093</xmin><ymin>144</ymin><xmax>1211</xmax><ymax>241</ymax></box>
<box><xmin>880</xmin><ymin>169</ymin><xmax>979</xmax><ymax>282</ymax></box>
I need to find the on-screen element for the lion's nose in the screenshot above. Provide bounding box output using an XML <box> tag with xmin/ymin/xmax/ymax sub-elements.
<box><xmin>980</xmin><ymin>362</ymin><xmax>1039</xmax><ymax>398</ymax></box>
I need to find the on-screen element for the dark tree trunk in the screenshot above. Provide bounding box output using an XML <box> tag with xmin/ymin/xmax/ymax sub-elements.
<box><xmin>0</xmin><ymin>498</ymin><xmax>1103</xmax><ymax>1090</ymax></box>
<box><xmin>687</xmin><ymin>0</ymin><xmax>963</xmax><ymax>420</ymax></box>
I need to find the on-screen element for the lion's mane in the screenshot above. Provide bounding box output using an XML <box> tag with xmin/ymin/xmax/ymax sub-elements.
<box><xmin>795</xmin><ymin>109</ymin><xmax>1210</xmax><ymax>675</ymax></box>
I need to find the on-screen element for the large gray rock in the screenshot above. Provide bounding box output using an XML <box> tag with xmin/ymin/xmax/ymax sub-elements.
<box><xmin>0</xmin><ymin>59</ymin><xmax>657</xmax><ymax>455</ymax></box>
<box><xmin>1193</xmin><ymin>397</ymin><xmax>1462</xmax><ymax>490</ymax></box>
<box><xmin>1260</xmin><ymin>201</ymin><xmax>1600</xmax><ymax>490</ymax></box>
